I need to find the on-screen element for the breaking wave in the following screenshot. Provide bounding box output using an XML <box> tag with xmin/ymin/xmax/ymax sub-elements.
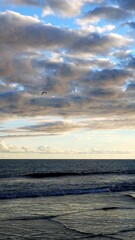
<box><xmin>0</xmin><ymin>181</ymin><xmax>135</xmax><ymax>200</ymax></box>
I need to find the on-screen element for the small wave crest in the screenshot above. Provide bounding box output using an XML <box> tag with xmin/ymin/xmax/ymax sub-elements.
<box><xmin>0</xmin><ymin>187</ymin><xmax>110</xmax><ymax>200</ymax></box>
<box><xmin>1</xmin><ymin>181</ymin><xmax>135</xmax><ymax>200</ymax></box>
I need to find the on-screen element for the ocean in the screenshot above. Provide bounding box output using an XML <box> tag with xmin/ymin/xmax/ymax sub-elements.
<box><xmin>0</xmin><ymin>159</ymin><xmax>135</xmax><ymax>240</ymax></box>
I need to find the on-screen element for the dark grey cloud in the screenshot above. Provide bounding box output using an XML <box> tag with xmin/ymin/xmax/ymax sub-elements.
<box><xmin>1</xmin><ymin>87</ymin><xmax>135</xmax><ymax>133</ymax></box>
<box><xmin>125</xmin><ymin>21</ymin><xmax>135</xmax><ymax>29</ymax></box>
<box><xmin>70</xmin><ymin>32</ymin><xmax>131</xmax><ymax>56</ymax></box>
<box><xmin>116</xmin><ymin>0</ymin><xmax>135</xmax><ymax>11</ymax></box>
<box><xmin>0</xmin><ymin>81</ymin><xmax>133</xmax><ymax>121</ymax></box>
<box><xmin>0</xmin><ymin>11</ymin><xmax>131</xmax><ymax>55</ymax></box>
<box><xmin>83</xmin><ymin>6</ymin><xmax>129</xmax><ymax>22</ymax></box>
<box><xmin>87</xmin><ymin>88</ymin><xmax>119</xmax><ymax>98</ymax></box>
<box><xmin>0</xmin><ymin>11</ymin><xmax>74</xmax><ymax>50</ymax></box>
<box><xmin>33</xmin><ymin>59</ymin><xmax>82</xmax><ymax>82</ymax></box>
<box><xmin>80</xmin><ymin>68</ymin><xmax>132</xmax><ymax>88</ymax></box>
<box><xmin>65</xmin><ymin>56</ymin><xmax>115</xmax><ymax>69</ymax></box>
<box><xmin>126</xmin><ymin>56</ymin><xmax>135</xmax><ymax>69</ymax></box>
<box><xmin>116</xmin><ymin>54</ymin><xmax>135</xmax><ymax>72</ymax></box>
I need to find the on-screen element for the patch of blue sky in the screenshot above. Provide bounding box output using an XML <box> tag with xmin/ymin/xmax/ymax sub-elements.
<box><xmin>118</xmin><ymin>23</ymin><xmax>133</xmax><ymax>37</ymax></box>
<box><xmin>2</xmin><ymin>118</ymin><xmax>36</xmax><ymax>130</ymax></box>
<box><xmin>81</xmin><ymin>1</ymin><xmax>101</xmax><ymax>14</ymax></box>
<box><xmin>5</xmin><ymin>4</ymin><xmax>79</xmax><ymax>29</ymax></box>
<box><xmin>3</xmin><ymin>4</ymin><xmax>42</xmax><ymax>19</ymax></box>
<box><xmin>42</xmin><ymin>15</ymin><xmax>78</xmax><ymax>29</ymax></box>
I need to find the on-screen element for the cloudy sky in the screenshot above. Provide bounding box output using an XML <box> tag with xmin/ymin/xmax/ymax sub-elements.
<box><xmin>1</xmin><ymin>0</ymin><xmax>135</xmax><ymax>159</ymax></box>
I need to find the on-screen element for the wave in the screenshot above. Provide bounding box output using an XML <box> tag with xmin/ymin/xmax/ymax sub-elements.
<box><xmin>0</xmin><ymin>181</ymin><xmax>135</xmax><ymax>200</ymax></box>
<box><xmin>125</xmin><ymin>193</ymin><xmax>135</xmax><ymax>200</ymax></box>
<box><xmin>1</xmin><ymin>169</ymin><xmax>135</xmax><ymax>179</ymax></box>
<box><xmin>0</xmin><ymin>187</ymin><xmax>111</xmax><ymax>200</ymax></box>
<box><xmin>25</xmin><ymin>172</ymin><xmax>82</xmax><ymax>178</ymax></box>
<box><xmin>24</xmin><ymin>170</ymin><xmax>135</xmax><ymax>178</ymax></box>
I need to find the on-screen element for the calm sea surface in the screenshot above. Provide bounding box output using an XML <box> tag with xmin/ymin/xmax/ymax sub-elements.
<box><xmin>0</xmin><ymin>159</ymin><xmax>135</xmax><ymax>239</ymax></box>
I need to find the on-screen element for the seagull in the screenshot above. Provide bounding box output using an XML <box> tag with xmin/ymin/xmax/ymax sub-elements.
<box><xmin>42</xmin><ymin>91</ymin><xmax>47</xmax><ymax>95</ymax></box>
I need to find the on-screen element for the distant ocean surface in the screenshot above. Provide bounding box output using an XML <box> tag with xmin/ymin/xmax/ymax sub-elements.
<box><xmin>0</xmin><ymin>159</ymin><xmax>135</xmax><ymax>239</ymax></box>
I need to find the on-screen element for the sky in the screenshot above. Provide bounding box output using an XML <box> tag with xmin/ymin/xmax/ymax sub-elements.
<box><xmin>1</xmin><ymin>0</ymin><xmax>135</xmax><ymax>159</ymax></box>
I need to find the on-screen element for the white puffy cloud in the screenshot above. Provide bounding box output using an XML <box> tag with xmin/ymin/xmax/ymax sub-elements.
<box><xmin>42</xmin><ymin>0</ymin><xmax>83</xmax><ymax>17</ymax></box>
<box><xmin>0</xmin><ymin>140</ymin><xmax>65</xmax><ymax>153</ymax></box>
<box><xmin>76</xmin><ymin>21</ymin><xmax>116</xmax><ymax>34</ymax></box>
<box><xmin>0</xmin><ymin>140</ymin><xmax>135</xmax><ymax>155</ymax></box>
<box><xmin>0</xmin><ymin>140</ymin><xmax>35</xmax><ymax>152</ymax></box>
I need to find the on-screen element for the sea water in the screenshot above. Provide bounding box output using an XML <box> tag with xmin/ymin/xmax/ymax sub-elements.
<box><xmin>0</xmin><ymin>159</ymin><xmax>135</xmax><ymax>239</ymax></box>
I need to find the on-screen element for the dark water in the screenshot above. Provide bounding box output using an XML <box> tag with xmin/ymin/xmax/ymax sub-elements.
<box><xmin>0</xmin><ymin>160</ymin><xmax>135</xmax><ymax>199</ymax></box>
<box><xmin>0</xmin><ymin>160</ymin><xmax>135</xmax><ymax>239</ymax></box>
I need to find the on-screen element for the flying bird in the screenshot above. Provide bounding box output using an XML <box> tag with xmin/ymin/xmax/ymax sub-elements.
<box><xmin>42</xmin><ymin>91</ymin><xmax>47</xmax><ymax>95</ymax></box>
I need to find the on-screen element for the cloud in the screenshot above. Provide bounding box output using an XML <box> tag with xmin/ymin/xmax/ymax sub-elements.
<box><xmin>20</xmin><ymin>121</ymin><xmax>84</xmax><ymax>134</ymax></box>
<box><xmin>0</xmin><ymin>2</ymin><xmax>135</xmax><ymax>136</ymax></box>
<box><xmin>124</xmin><ymin>21</ymin><xmax>135</xmax><ymax>29</ymax></box>
<box><xmin>0</xmin><ymin>140</ymin><xmax>135</xmax><ymax>155</ymax></box>
<box><xmin>0</xmin><ymin>11</ymin><xmax>74</xmax><ymax>51</ymax></box>
<box><xmin>0</xmin><ymin>12</ymin><xmax>132</xmax><ymax>97</ymax></box>
<box><xmin>2</xmin><ymin>0</ymin><xmax>103</xmax><ymax>17</ymax></box>
<box><xmin>23</xmin><ymin>116</ymin><xmax>135</xmax><ymax>132</ymax></box>
<box><xmin>111</xmin><ymin>50</ymin><xmax>131</xmax><ymax>59</ymax></box>
<box><xmin>0</xmin><ymin>140</ymin><xmax>36</xmax><ymax>152</ymax></box>
<box><xmin>84</xmin><ymin>117</ymin><xmax>135</xmax><ymax>130</ymax></box>
<box><xmin>37</xmin><ymin>145</ymin><xmax>65</xmax><ymax>153</ymax></box>
<box><xmin>81</xmin><ymin>68</ymin><xmax>131</xmax><ymax>87</ymax></box>
<box><xmin>2</xmin><ymin>113</ymin><xmax>135</xmax><ymax>138</ymax></box>
<box><xmin>122</xmin><ymin>81</ymin><xmax>135</xmax><ymax>93</ymax></box>
<box><xmin>125</xmin><ymin>55</ymin><xmax>135</xmax><ymax>69</ymax></box>
<box><xmin>3</xmin><ymin>0</ymin><xmax>83</xmax><ymax>17</ymax></box>
<box><xmin>82</xmin><ymin>6</ymin><xmax>130</xmax><ymax>23</ymax></box>
<box><xmin>0</xmin><ymin>64</ymin><xmax>133</xmax><ymax>129</ymax></box>
<box><xmin>76</xmin><ymin>21</ymin><xmax>116</xmax><ymax>34</ymax></box>
<box><xmin>0</xmin><ymin>140</ymin><xmax>9</xmax><ymax>151</ymax></box>
<box><xmin>0</xmin><ymin>11</ymin><xmax>132</xmax><ymax>54</ymax></box>
<box><xmin>69</xmin><ymin>33</ymin><xmax>132</xmax><ymax>56</ymax></box>
<box><xmin>0</xmin><ymin>140</ymin><xmax>66</xmax><ymax>153</ymax></box>
<box><xmin>116</xmin><ymin>0</ymin><xmax>135</xmax><ymax>11</ymax></box>
<box><xmin>42</xmin><ymin>0</ymin><xmax>83</xmax><ymax>17</ymax></box>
